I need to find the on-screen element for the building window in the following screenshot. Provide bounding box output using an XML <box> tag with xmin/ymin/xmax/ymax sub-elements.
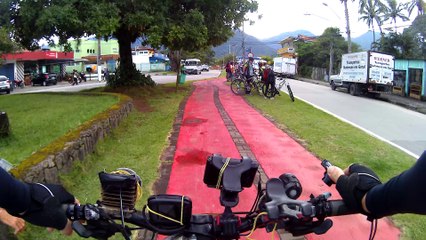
<box><xmin>113</xmin><ymin>48</ymin><xmax>118</xmax><ymax>53</ymax></box>
<box><xmin>87</xmin><ymin>49</ymin><xmax>90</xmax><ymax>54</ymax></box>
<box><xmin>394</xmin><ymin>70</ymin><xmax>406</xmax><ymax>88</ymax></box>
<box><xmin>409</xmin><ymin>68</ymin><xmax>422</xmax><ymax>85</ymax></box>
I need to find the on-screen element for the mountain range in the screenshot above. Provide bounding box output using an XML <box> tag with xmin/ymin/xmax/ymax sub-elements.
<box><xmin>213</xmin><ymin>30</ymin><xmax>381</xmax><ymax>57</ymax></box>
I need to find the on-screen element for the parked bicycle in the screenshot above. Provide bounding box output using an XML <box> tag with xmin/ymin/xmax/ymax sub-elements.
<box><xmin>263</xmin><ymin>76</ymin><xmax>295</xmax><ymax>102</ymax></box>
<box><xmin>65</xmin><ymin>155</ymin><xmax>357</xmax><ymax>240</ymax></box>
<box><xmin>13</xmin><ymin>79</ymin><xmax>25</xmax><ymax>89</ymax></box>
<box><xmin>230</xmin><ymin>75</ymin><xmax>264</xmax><ymax>96</ymax></box>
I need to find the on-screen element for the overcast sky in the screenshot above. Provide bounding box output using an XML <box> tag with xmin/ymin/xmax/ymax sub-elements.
<box><xmin>244</xmin><ymin>0</ymin><xmax>415</xmax><ymax>40</ymax></box>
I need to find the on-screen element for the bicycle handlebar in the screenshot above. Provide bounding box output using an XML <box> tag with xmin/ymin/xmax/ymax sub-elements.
<box><xmin>65</xmin><ymin>156</ymin><xmax>359</xmax><ymax>239</ymax></box>
<box><xmin>66</xmin><ymin>188</ymin><xmax>356</xmax><ymax>239</ymax></box>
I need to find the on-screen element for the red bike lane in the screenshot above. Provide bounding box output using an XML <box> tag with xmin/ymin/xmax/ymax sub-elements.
<box><xmin>215</xmin><ymin>78</ymin><xmax>400</xmax><ymax>240</ymax></box>
<box><xmin>165</xmin><ymin>80</ymin><xmax>272</xmax><ymax>239</ymax></box>
<box><xmin>165</xmin><ymin>78</ymin><xmax>400</xmax><ymax>239</ymax></box>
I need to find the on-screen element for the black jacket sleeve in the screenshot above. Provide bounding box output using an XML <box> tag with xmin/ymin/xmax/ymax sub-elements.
<box><xmin>366</xmin><ymin>150</ymin><xmax>426</xmax><ymax>217</ymax></box>
<box><xmin>0</xmin><ymin>168</ymin><xmax>31</xmax><ymax>214</ymax></box>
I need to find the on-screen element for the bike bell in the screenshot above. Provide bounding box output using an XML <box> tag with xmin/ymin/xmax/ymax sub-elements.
<box><xmin>279</xmin><ymin>173</ymin><xmax>302</xmax><ymax>200</ymax></box>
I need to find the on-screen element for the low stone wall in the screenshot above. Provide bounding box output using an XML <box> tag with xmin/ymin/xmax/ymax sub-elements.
<box><xmin>10</xmin><ymin>93</ymin><xmax>133</xmax><ymax>184</ymax></box>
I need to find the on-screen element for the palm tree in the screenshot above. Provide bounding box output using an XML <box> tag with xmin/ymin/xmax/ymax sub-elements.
<box><xmin>340</xmin><ymin>0</ymin><xmax>355</xmax><ymax>53</ymax></box>
<box><xmin>407</xmin><ymin>0</ymin><xmax>425</xmax><ymax>16</ymax></box>
<box><xmin>358</xmin><ymin>0</ymin><xmax>387</xmax><ymax>47</ymax></box>
<box><xmin>383</xmin><ymin>0</ymin><xmax>410</xmax><ymax>32</ymax></box>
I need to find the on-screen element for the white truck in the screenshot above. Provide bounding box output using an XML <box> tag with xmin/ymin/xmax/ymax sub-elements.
<box><xmin>273</xmin><ymin>57</ymin><xmax>297</xmax><ymax>78</ymax></box>
<box><xmin>330</xmin><ymin>51</ymin><xmax>394</xmax><ymax>96</ymax></box>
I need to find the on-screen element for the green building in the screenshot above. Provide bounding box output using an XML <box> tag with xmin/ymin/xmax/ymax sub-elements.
<box><xmin>394</xmin><ymin>59</ymin><xmax>426</xmax><ymax>101</ymax></box>
<box><xmin>52</xmin><ymin>38</ymin><xmax>119</xmax><ymax>74</ymax></box>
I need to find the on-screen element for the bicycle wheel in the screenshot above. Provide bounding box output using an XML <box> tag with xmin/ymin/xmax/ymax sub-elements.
<box><xmin>256</xmin><ymin>81</ymin><xmax>264</xmax><ymax>96</ymax></box>
<box><xmin>262</xmin><ymin>83</ymin><xmax>276</xmax><ymax>98</ymax></box>
<box><xmin>230</xmin><ymin>79</ymin><xmax>246</xmax><ymax>95</ymax></box>
<box><xmin>287</xmin><ymin>85</ymin><xmax>295</xmax><ymax>102</ymax></box>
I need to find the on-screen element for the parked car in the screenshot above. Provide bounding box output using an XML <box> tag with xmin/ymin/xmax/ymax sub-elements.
<box><xmin>0</xmin><ymin>75</ymin><xmax>12</xmax><ymax>94</ymax></box>
<box><xmin>31</xmin><ymin>73</ymin><xmax>58</xmax><ymax>86</ymax></box>
<box><xmin>183</xmin><ymin>58</ymin><xmax>202</xmax><ymax>75</ymax></box>
<box><xmin>201</xmin><ymin>64</ymin><xmax>209</xmax><ymax>72</ymax></box>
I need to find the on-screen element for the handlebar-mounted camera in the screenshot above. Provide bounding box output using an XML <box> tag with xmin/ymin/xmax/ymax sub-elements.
<box><xmin>99</xmin><ymin>168</ymin><xmax>142</xmax><ymax>213</ymax></box>
<box><xmin>203</xmin><ymin>154</ymin><xmax>258</xmax><ymax>207</ymax></box>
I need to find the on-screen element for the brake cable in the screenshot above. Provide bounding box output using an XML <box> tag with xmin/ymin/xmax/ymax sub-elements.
<box><xmin>369</xmin><ymin>219</ymin><xmax>378</xmax><ymax>240</ymax></box>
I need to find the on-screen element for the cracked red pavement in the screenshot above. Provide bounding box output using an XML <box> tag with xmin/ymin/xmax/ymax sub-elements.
<box><xmin>162</xmin><ymin>78</ymin><xmax>400</xmax><ymax>240</ymax></box>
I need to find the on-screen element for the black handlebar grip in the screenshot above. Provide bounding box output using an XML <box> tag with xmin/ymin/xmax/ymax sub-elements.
<box><xmin>321</xmin><ymin>160</ymin><xmax>334</xmax><ymax>186</ymax></box>
<box><xmin>327</xmin><ymin>200</ymin><xmax>358</xmax><ymax>216</ymax></box>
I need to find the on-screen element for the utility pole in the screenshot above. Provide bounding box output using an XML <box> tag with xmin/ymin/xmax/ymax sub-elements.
<box><xmin>97</xmin><ymin>37</ymin><xmax>102</xmax><ymax>82</ymax></box>
<box><xmin>322</xmin><ymin>2</ymin><xmax>351</xmax><ymax>53</ymax></box>
<box><xmin>328</xmin><ymin>41</ymin><xmax>334</xmax><ymax>82</ymax></box>
<box><xmin>342</xmin><ymin>1</ymin><xmax>352</xmax><ymax>53</ymax></box>
<box><xmin>242</xmin><ymin>22</ymin><xmax>245</xmax><ymax>62</ymax></box>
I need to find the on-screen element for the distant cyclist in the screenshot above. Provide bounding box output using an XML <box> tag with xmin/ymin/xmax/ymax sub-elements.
<box><xmin>243</xmin><ymin>57</ymin><xmax>255</xmax><ymax>94</ymax></box>
<box><xmin>262</xmin><ymin>64</ymin><xmax>276</xmax><ymax>99</ymax></box>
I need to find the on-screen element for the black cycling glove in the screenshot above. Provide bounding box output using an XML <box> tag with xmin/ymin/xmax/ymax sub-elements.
<box><xmin>21</xmin><ymin>183</ymin><xmax>75</xmax><ymax>230</ymax></box>
<box><xmin>335</xmin><ymin>164</ymin><xmax>382</xmax><ymax>218</ymax></box>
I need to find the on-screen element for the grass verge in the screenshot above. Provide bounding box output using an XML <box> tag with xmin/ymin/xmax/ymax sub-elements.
<box><xmin>245</xmin><ymin>92</ymin><xmax>424</xmax><ymax>240</ymax></box>
<box><xmin>18</xmin><ymin>83</ymin><xmax>191</xmax><ymax>240</ymax></box>
<box><xmin>0</xmin><ymin>93</ymin><xmax>118</xmax><ymax>165</ymax></box>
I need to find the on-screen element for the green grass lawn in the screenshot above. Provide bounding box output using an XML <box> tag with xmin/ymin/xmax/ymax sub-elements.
<box><xmin>4</xmin><ymin>77</ymin><xmax>424</xmax><ymax>239</ymax></box>
<box><xmin>18</xmin><ymin>84</ymin><xmax>191</xmax><ymax>240</ymax></box>
<box><xmin>245</xmin><ymin>92</ymin><xmax>425</xmax><ymax>240</ymax></box>
<box><xmin>0</xmin><ymin>93</ymin><xmax>118</xmax><ymax>165</ymax></box>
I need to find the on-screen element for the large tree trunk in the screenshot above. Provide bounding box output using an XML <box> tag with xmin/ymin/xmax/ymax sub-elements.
<box><xmin>168</xmin><ymin>50</ymin><xmax>181</xmax><ymax>72</ymax></box>
<box><xmin>116</xmin><ymin>25</ymin><xmax>136</xmax><ymax>83</ymax></box>
<box><xmin>168</xmin><ymin>50</ymin><xmax>182</xmax><ymax>90</ymax></box>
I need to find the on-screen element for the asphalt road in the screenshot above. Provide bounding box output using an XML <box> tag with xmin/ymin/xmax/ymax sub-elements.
<box><xmin>9</xmin><ymin>70</ymin><xmax>221</xmax><ymax>94</ymax></box>
<box><xmin>287</xmin><ymin>79</ymin><xmax>426</xmax><ymax>158</ymax></box>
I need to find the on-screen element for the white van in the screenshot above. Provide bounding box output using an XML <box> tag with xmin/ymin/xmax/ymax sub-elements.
<box><xmin>184</xmin><ymin>58</ymin><xmax>202</xmax><ymax>75</ymax></box>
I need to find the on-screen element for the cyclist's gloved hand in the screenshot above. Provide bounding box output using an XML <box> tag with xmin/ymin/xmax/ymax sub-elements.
<box><xmin>329</xmin><ymin>164</ymin><xmax>382</xmax><ymax>217</ymax></box>
<box><xmin>21</xmin><ymin>183</ymin><xmax>75</xmax><ymax>230</ymax></box>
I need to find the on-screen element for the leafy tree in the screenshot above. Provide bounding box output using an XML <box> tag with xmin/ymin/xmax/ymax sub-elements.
<box><xmin>1</xmin><ymin>0</ymin><xmax>257</xmax><ymax>88</ymax></box>
<box><xmin>162</xmin><ymin>1</ymin><xmax>257</xmax><ymax>88</ymax></box>
<box><xmin>378</xmin><ymin>32</ymin><xmax>417</xmax><ymax>58</ymax></box>
<box><xmin>295</xmin><ymin>41</ymin><xmax>318</xmax><ymax>77</ymax></box>
<box><xmin>383</xmin><ymin>0</ymin><xmax>410</xmax><ymax>32</ymax></box>
<box><xmin>260</xmin><ymin>55</ymin><xmax>273</xmax><ymax>65</ymax></box>
<box><xmin>0</xmin><ymin>28</ymin><xmax>20</xmax><ymax>63</ymax></box>
<box><xmin>316</xmin><ymin>28</ymin><xmax>348</xmax><ymax>78</ymax></box>
<box><xmin>295</xmin><ymin>27</ymin><xmax>360</xmax><ymax>78</ymax></box>
<box><xmin>408</xmin><ymin>13</ymin><xmax>426</xmax><ymax>39</ymax></box>
<box><xmin>378</xmin><ymin>14</ymin><xmax>426</xmax><ymax>59</ymax></box>
<box><xmin>405</xmin><ymin>14</ymin><xmax>426</xmax><ymax>58</ymax></box>
<box><xmin>359</xmin><ymin>0</ymin><xmax>387</xmax><ymax>44</ymax></box>
<box><xmin>216</xmin><ymin>54</ymin><xmax>236</xmax><ymax>67</ymax></box>
<box><xmin>0</xmin><ymin>0</ymin><xmax>21</xmax><ymax>62</ymax></box>
<box><xmin>407</xmin><ymin>0</ymin><xmax>425</xmax><ymax>16</ymax></box>
<box><xmin>181</xmin><ymin>48</ymin><xmax>216</xmax><ymax>66</ymax></box>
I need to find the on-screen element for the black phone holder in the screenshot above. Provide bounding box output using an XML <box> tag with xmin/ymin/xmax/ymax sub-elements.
<box><xmin>203</xmin><ymin>154</ymin><xmax>258</xmax><ymax>207</ymax></box>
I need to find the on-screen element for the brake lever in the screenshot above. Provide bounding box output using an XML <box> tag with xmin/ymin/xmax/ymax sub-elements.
<box><xmin>265</xmin><ymin>178</ymin><xmax>308</xmax><ymax>219</ymax></box>
<box><xmin>268</xmin><ymin>219</ymin><xmax>333</xmax><ymax>236</ymax></box>
<box><xmin>72</xmin><ymin>221</ymin><xmax>92</xmax><ymax>238</ymax></box>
